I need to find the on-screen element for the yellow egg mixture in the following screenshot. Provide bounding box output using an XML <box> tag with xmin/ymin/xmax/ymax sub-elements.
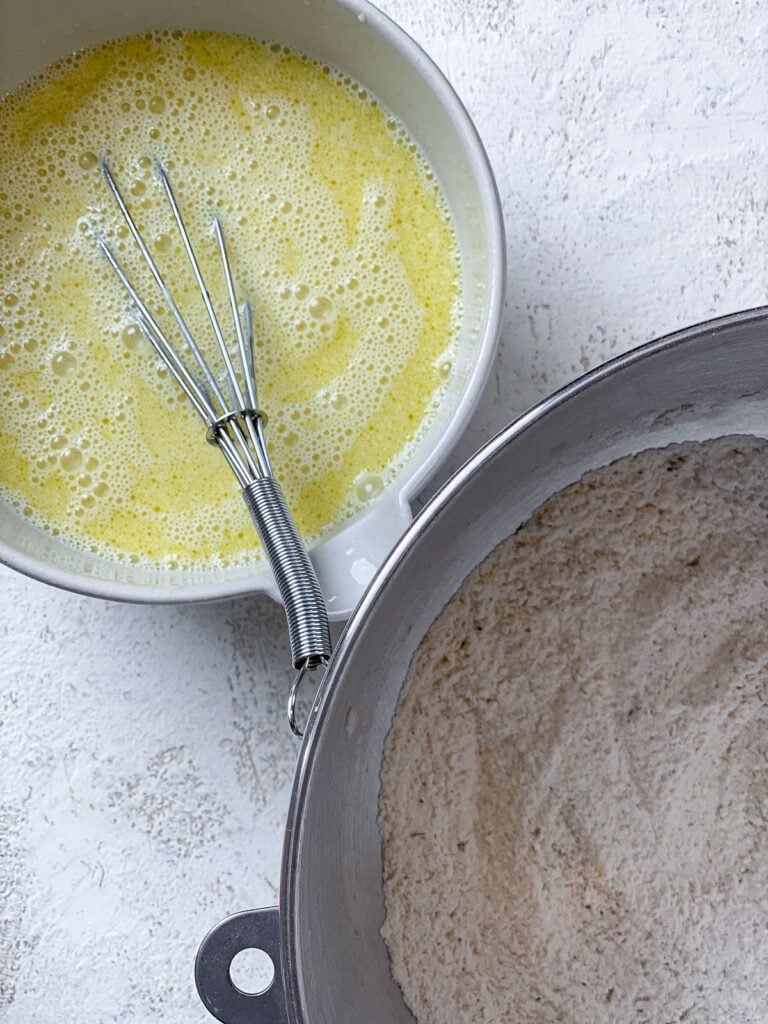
<box><xmin>0</xmin><ymin>31</ymin><xmax>459</xmax><ymax>569</ymax></box>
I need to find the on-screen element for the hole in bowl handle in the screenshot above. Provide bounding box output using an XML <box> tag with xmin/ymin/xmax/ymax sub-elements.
<box><xmin>195</xmin><ymin>907</ymin><xmax>287</xmax><ymax>1024</ymax></box>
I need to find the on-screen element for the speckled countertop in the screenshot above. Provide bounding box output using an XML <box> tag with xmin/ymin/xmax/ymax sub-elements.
<box><xmin>2</xmin><ymin>0</ymin><xmax>767</xmax><ymax>1019</ymax></box>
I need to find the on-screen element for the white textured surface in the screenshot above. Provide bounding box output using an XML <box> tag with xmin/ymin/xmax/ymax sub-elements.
<box><xmin>2</xmin><ymin>0</ymin><xmax>768</xmax><ymax>1019</ymax></box>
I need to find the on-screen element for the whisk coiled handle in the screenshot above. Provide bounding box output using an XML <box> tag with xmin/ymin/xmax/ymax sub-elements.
<box><xmin>242</xmin><ymin>477</ymin><xmax>332</xmax><ymax>670</ymax></box>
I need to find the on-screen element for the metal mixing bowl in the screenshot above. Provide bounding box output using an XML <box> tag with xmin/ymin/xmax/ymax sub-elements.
<box><xmin>195</xmin><ymin>306</ymin><xmax>768</xmax><ymax>1023</ymax></box>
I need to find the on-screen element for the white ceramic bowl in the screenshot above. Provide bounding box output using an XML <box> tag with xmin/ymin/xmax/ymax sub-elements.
<box><xmin>0</xmin><ymin>0</ymin><xmax>504</xmax><ymax>618</ymax></box>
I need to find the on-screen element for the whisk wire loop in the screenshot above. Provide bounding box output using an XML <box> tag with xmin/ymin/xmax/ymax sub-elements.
<box><xmin>101</xmin><ymin>162</ymin><xmax>227</xmax><ymax>414</ymax></box>
<box><xmin>98</xmin><ymin>162</ymin><xmax>268</xmax><ymax>481</ymax></box>
<box><xmin>156</xmin><ymin>165</ymin><xmax>247</xmax><ymax>418</ymax></box>
<box><xmin>213</xmin><ymin>218</ymin><xmax>267</xmax><ymax>475</ymax></box>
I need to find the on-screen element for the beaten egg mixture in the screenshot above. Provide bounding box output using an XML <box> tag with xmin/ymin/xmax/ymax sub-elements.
<box><xmin>0</xmin><ymin>31</ymin><xmax>459</xmax><ymax>569</ymax></box>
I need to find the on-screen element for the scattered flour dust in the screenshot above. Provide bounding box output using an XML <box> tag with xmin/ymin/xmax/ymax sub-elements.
<box><xmin>380</xmin><ymin>436</ymin><xmax>768</xmax><ymax>1024</ymax></box>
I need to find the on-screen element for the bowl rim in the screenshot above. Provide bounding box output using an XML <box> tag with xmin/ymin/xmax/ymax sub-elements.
<box><xmin>0</xmin><ymin>0</ymin><xmax>506</xmax><ymax>607</ymax></box>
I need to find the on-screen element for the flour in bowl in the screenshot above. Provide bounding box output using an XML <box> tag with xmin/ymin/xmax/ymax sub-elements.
<box><xmin>380</xmin><ymin>436</ymin><xmax>768</xmax><ymax>1023</ymax></box>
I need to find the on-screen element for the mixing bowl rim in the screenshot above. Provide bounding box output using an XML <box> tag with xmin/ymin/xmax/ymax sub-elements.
<box><xmin>280</xmin><ymin>301</ymin><xmax>768</xmax><ymax>1022</ymax></box>
<box><xmin>0</xmin><ymin>0</ymin><xmax>505</xmax><ymax>606</ymax></box>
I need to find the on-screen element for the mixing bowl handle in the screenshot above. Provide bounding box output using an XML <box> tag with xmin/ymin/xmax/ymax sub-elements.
<box><xmin>195</xmin><ymin>907</ymin><xmax>287</xmax><ymax>1024</ymax></box>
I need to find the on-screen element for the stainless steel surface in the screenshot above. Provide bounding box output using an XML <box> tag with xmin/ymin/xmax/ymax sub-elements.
<box><xmin>196</xmin><ymin>908</ymin><xmax>286</xmax><ymax>1024</ymax></box>
<box><xmin>286</xmin><ymin>660</ymin><xmax>328</xmax><ymax>739</ymax></box>
<box><xmin>197</xmin><ymin>307</ymin><xmax>768</xmax><ymax>1022</ymax></box>
<box><xmin>98</xmin><ymin>164</ymin><xmax>332</xmax><ymax>702</ymax></box>
<box><xmin>242</xmin><ymin>480</ymin><xmax>330</xmax><ymax>730</ymax></box>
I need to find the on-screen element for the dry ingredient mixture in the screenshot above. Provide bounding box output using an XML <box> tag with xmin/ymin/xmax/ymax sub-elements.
<box><xmin>380</xmin><ymin>436</ymin><xmax>768</xmax><ymax>1023</ymax></box>
<box><xmin>0</xmin><ymin>30</ymin><xmax>459</xmax><ymax>569</ymax></box>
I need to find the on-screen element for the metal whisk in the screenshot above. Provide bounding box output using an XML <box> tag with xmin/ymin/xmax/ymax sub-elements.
<box><xmin>95</xmin><ymin>162</ymin><xmax>331</xmax><ymax>735</ymax></box>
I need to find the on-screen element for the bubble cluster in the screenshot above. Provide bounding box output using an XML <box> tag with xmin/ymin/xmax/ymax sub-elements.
<box><xmin>0</xmin><ymin>30</ymin><xmax>460</xmax><ymax>570</ymax></box>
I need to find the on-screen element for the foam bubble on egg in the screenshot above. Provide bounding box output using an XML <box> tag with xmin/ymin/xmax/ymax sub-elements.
<box><xmin>0</xmin><ymin>30</ymin><xmax>460</xmax><ymax>570</ymax></box>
